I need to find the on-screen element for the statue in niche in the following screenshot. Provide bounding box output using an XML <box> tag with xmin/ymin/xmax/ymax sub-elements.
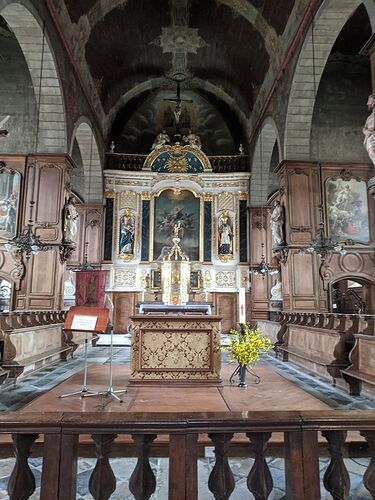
<box><xmin>363</xmin><ymin>94</ymin><xmax>375</xmax><ymax>167</ymax></box>
<box><xmin>119</xmin><ymin>211</ymin><xmax>135</xmax><ymax>255</ymax></box>
<box><xmin>151</xmin><ymin>130</ymin><xmax>170</xmax><ymax>150</ymax></box>
<box><xmin>183</xmin><ymin>130</ymin><xmax>202</xmax><ymax>149</ymax></box>
<box><xmin>270</xmin><ymin>201</ymin><xmax>284</xmax><ymax>247</ymax></box>
<box><xmin>63</xmin><ymin>197</ymin><xmax>79</xmax><ymax>244</ymax></box>
<box><xmin>218</xmin><ymin>211</ymin><xmax>233</xmax><ymax>255</ymax></box>
<box><xmin>270</xmin><ymin>278</ymin><xmax>282</xmax><ymax>300</ymax></box>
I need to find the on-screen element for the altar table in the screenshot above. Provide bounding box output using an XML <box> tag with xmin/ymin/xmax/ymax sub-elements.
<box><xmin>129</xmin><ymin>314</ymin><xmax>222</xmax><ymax>385</ymax></box>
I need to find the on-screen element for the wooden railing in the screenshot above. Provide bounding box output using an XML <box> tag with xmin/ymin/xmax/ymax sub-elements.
<box><xmin>1</xmin><ymin>410</ymin><xmax>375</xmax><ymax>499</ymax></box>
<box><xmin>105</xmin><ymin>153</ymin><xmax>249</xmax><ymax>173</ymax></box>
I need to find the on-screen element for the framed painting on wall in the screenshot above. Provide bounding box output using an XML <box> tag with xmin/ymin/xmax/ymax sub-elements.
<box><xmin>326</xmin><ymin>178</ymin><xmax>370</xmax><ymax>244</ymax></box>
<box><xmin>0</xmin><ymin>166</ymin><xmax>21</xmax><ymax>240</ymax></box>
<box><xmin>153</xmin><ymin>189</ymin><xmax>200</xmax><ymax>261</ymax></box>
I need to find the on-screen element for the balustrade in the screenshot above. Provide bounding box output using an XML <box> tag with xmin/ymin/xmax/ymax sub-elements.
<box><xmin>1</xmin><ymin>411</ymin><xmax>375</xmax><ymax>499</ymax></box>
<box><xmin>105</xmin><ymin>153</ymin><xmax>249</xmax><ymax>173</ymax></box>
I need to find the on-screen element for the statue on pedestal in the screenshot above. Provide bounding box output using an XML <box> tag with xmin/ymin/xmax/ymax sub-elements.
<box><xmin>218</xmin><ymin>211</ymin><xmax>233</xmax><ymax>255</ymax></box>
<box><xmin>270</xmin><ymin>201</ymin><xmax>284</xmax><ymax>247</ymax></box>
<box><xmin>183</xmin><ymin>130</ymin><xmax>202</xmax><ymax>149</ymax></box>
<box><xmin>363</xmin><ymin>94</ymin><xmax>375</xmax><ymax>167</ymax></box>
<box><xmin>63</xmin><ymin>197</ymin><xmax>79</xmax><ymax>244</ymax></box>
<box><xmin>151</xmin><ymin>130</ymin><xmax>170</xmax><ymax>150</ymax></box>
<box><xmin>270</xmin><ymin>278</ymin><xmax>282</xmax><ymax>300</ymax></box>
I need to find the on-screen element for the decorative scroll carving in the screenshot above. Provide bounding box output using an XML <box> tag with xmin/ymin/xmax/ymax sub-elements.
<box><xmin>8</xmin><ymin>433</ymin><xmax>39</xmax><ymax>500</ymax></box>
<box><xmin>215</xmin><ymin>271</ymin><xmax>236</xmax><ymax>287</ymax></box>
<box><xmin>89</xmin><ymin>434</ymin><xmax>117</xmax><ymax>500</ymax></box>
<box><xmin>129</xmin><ymin>434</ymin><xmax>157</xmax><ymax>500</ymax></box>
<box><xmin>246</xmin><ymin>432</ymin><xmax>273</xmax><ymax>500</ymax></box>
<box><xmin>208</xmin><ymin>433</ymin><xmax>235</xmax><ymax>500</ymax></box>
<box><xmin>322</xmin><ymin>430</ymin><xmax>350</xmax><ymax>500</ymax></box>
<box><xmin>360</xmin><ymin>430</ymin><xmax>375</xmax><ymax>499</ymax></box>
<box><xmin>114</xmin><ymin>269</ymin><xmax>136</xmax><ymax>286</ymax></box>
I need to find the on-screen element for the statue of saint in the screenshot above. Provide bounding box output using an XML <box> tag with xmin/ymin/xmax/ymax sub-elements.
<box><xmin>151</xmin><ymin>130</ymin><xmax>170</xmax><ymax>150</ymax></box>
<box><xmin>270</xmin><ymin>278</ymin><xmax>282</xmax><ymax>300</ymax></box>
<box><xmin>63</xmin><ymin>197</ymin><xmax>79</xmax><ymax>243</ymax></box>
<box><xmin>218</xmin><ymin>212</ymin><xmax>233</xmax><ymax>255</ymax></box>
<box><xmin>183</xmin><ymin>130</ymin><xmax>202</xmax><ymax>149</ymax></box>
<box><xmin>363</xmin><ymin>94</ymin><xmax>375</xmax><ymax>167</ymax></box>
<box><xmin>270</xmin><ymin>201</ymin><xmax>284</xmax><ymax>247</ymax></box>
<box><xmin>119</xmin><ymin>212</ymin><xmax>135</xmax><ymax>254</ymax></box>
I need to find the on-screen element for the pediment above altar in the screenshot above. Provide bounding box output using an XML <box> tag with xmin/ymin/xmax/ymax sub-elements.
<box><xmin>144</xmin><ymin>143</ymin><xmax>211</xmax><ymax>173</ymax></box>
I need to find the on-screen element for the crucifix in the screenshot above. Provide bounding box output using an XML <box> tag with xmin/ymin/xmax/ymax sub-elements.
<box><xmin>164</xmin><ymin>80</ymin><xmax>192</xmax><ymax>133</ymax></box>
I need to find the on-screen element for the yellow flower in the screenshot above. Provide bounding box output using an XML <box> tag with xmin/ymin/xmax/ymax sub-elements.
<box><xmin>222</xmin><ymin>324</ymin><xmax>273</xmax><ymax>366</ymax></box>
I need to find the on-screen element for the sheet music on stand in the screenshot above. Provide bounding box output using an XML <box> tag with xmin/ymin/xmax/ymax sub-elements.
<box><xmin>58</xmin><ymin>306</ymin><xmax>110</xmax><ymax>400</ymax></box>
<box><xmin>82</xmin><ymin>293</ymin><xmax>127</xmax><ymax>403</ymax></box>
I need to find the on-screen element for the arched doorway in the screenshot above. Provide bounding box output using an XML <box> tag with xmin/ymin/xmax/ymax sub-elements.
<box><xmin>331</xmin><ymin>277</ymin><xmax>375</xmax><ymax>313</ymax></box>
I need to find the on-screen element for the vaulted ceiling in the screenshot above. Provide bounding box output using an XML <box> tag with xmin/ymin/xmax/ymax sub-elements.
<box><xmin>55</xmin><ymin>0</ymin><xmax>306</xmax><ymax>148</ymax></box>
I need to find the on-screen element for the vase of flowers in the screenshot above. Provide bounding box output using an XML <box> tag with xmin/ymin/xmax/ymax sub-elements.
<box><xmin>223</xmin><ymin>323</ymin><xmax>273</xmax><ymax>388</ymax></box>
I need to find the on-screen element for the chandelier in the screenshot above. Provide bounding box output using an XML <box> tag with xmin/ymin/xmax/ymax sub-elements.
<box><xmin>5</xmin><ymin>201</ymin><xmax>50</xmax><ymax>259</ymax></box>
<box><xmin>299</xmin><ymin>221</ymin><xmax>346</xmax><ymax>262</ymax></box>
<box><xmin>252</xmin><ymin>243</ymin><xmax>278</xmax><ymax>277</ymax></box>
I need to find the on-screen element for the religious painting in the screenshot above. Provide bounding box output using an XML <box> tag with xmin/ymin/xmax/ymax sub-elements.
<box><xmin>326</xmin><ymin>178</ymin><xmax>369</xmax><ymax>243</ymax></box>
<box><xmin>217</xmin><ymin>211</ymin><xmax>234</xmax><ymax>260</ymax></box>
<box><xmin>153</xmin><ymin>189</ymin><xmax>200</xmax><ymax>261</ymax></box>
<box><xmin>119</xmin><ymin>209</ymin><xmax>136</xmax><ymax>261</ymax></box>
<box><xmin>0</xmin><ymin>166</ymin><xmax>21</xmax><ymax>240</ymax></box>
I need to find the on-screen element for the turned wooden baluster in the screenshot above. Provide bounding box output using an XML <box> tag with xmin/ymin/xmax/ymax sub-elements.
<box><xmin>246</xmin><ymin>432</ymin><xmax>273</xmax><ymax>500</ymax></box>
<box><xmin>89</xmin><ymin>434</ymin><xmax>117</xmax><ymax>500</ymax></box>
<box><xmin>360</xmin><ymin>430</ymin><xmax>375</xmax><ymax>498</ymax></box>
<box><xmin>208</xmin><ymin>432</ymin><xmax>235</xmax><ymax>500</ymax></box>
<box><xmin>322</xmin><ymin>430</ymin><xmax>350</xmax><ymax>500</ymax></box>
<box><xmin>129</xmin><ymin>433</ymin><xmax>157</xmax><ymax>500</ymax></box>
<box><xmin>8</xmin><ymin>433</ymin><xmax>39</xmax><ymax>500</ymax></box>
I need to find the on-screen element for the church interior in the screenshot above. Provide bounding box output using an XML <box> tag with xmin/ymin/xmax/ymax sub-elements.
<box><xmin>0</xmin><ymin>0</ymin><xmax>375</xmax><ymax>498</ymax></box>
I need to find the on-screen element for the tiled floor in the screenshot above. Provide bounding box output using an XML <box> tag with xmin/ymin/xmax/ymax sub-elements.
<box><xmin>0</xmin><ymin>341</ymin><xmax>374</xmax><ymax>498</ymax></box>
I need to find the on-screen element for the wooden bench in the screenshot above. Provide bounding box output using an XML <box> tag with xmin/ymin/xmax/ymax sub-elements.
<box><xmin>2</xmin><ymin>345</ymin><xmax>73</xmax><ymax>380</ymax></box>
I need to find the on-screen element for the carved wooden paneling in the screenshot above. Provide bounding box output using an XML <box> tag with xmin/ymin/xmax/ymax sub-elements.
<box><xmin>213</xmin><ymin>293</ymin><xmax>237</xmax><ymax>332</ymax></box>
<box><xmin>113</xmin><ymin>292</ymin><xmax>136</xmax><ymax>332</ymax></box>
<box><xmin>30</xmin><ymin>251</ymin><xmax>57</xmax><ymax>294</ymax></box>
<box><xmin>35</xmin><ymin>165</ymin><xmax>62</xmax><ymax>226</ymax></box>
<box><xmin>288</xmin><ymin>168</ymin><xmax>313</xmax><ymax>236</ymax></box>
<box><xmin>67</xmin><ymin>205</ymin><xmax>104</xmax><ymax>267</ymax></box>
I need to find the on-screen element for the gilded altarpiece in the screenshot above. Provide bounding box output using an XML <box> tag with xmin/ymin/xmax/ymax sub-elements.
<box><xmin>104</xmin><ymin>156</ymin><xmax>250</xmax><ymax>328</ymax></box>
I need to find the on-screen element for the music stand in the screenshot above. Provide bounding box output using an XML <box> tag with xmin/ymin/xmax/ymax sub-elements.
<box><xmin>83</xmin><ymin>295</ymin><xmax>127</xmax><ymax>403</ymax></box>
<box><xmin>59</xmin><ymin>306</ymin><xmax>109</xmax><ymax>399</ymax></box>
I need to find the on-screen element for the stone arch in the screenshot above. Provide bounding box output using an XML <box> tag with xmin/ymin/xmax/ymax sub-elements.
<box><xmin>71</xmin><ymin>120</ymin><xmax>102</xmax><ymax>203</ymax></box>
<box><xmin>0</xmin><ymin>1</ymin><xmax>66</xmax><ymax>153</ymax></box>
<box><xmin>284</xmin><ymin>0</ymin><xmax>365</xmax><ymax>160</ymax></box>
<box><xmin>250</xmin><ymin>117</ymin><xmax>281</xmax><ymax>206</ymax></box>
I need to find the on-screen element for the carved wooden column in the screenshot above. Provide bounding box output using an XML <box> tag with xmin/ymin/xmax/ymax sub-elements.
<box><xmin>8</xmin><ymin>433</ymin><xmax>39</xmax><ymax>500</ymax></box>
<box><xmin>129</xmin><ymin>434</ymin><xmax>157</xmax><ymax>500</ymax></box>
<box><xmin>13</xmin><ymin>154</ymin><xmax>74</xmax><ymax>310</ymax></box>
<box><xmin>89</xmin><ymin>434</ymin><xmax>117</xmax><ymax>500</ymax></box>
<box><xmin>360</xmin><ymin>430</ymin><xmax>375</xmax><ymax>498</ymax></box>
<box><xmin>207</xmin><ymin>433</ymin><xmax>235</xmax><ymax>500</ymax></box>
<box><xmin>246</xmin><ymin>432</ymin><xmax>273</xmax><ymax>500</ymax></box>
<box><xmin>322</xmin><ymin>430</ymin><xmax>350</xmax><ymax>499</ymax></box>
